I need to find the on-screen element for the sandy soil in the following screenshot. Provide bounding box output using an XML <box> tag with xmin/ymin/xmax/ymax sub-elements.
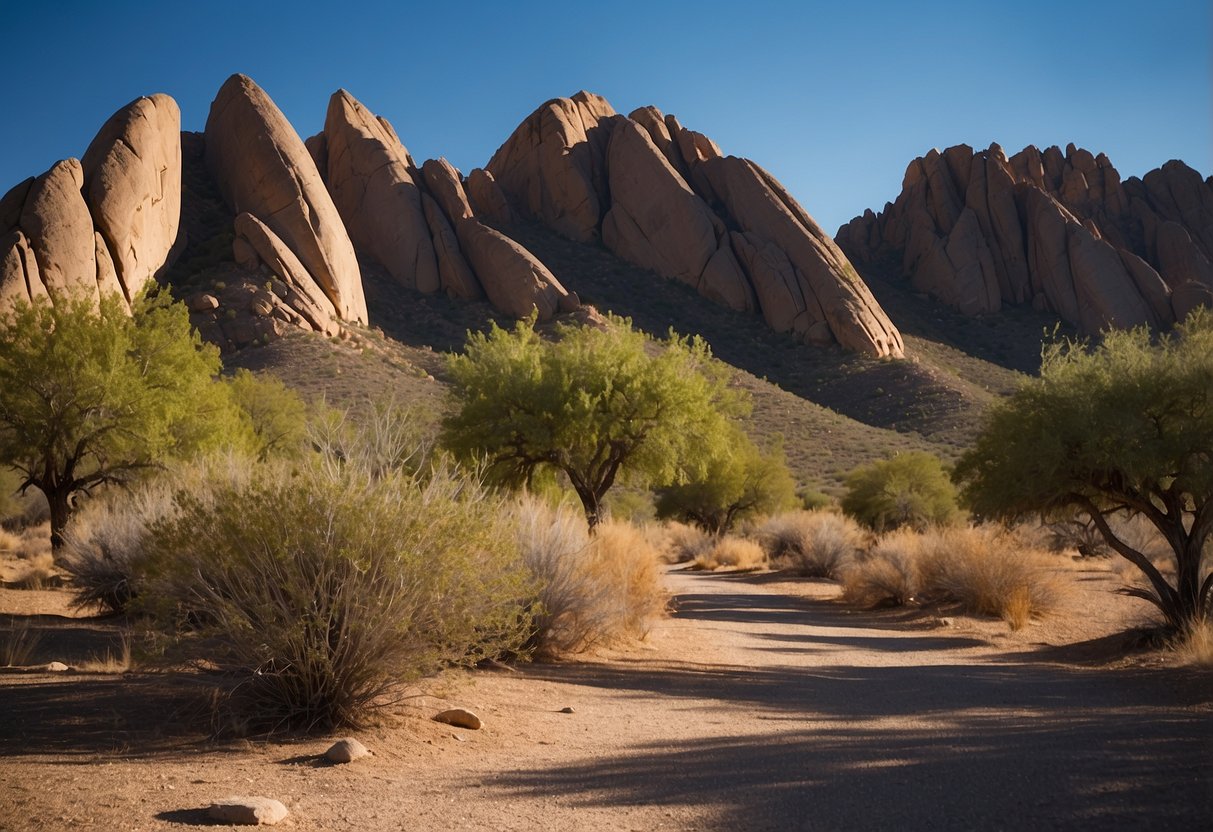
<box><xmin>0</xmin><ymin>562</ymin><xmax>1210</xmax><ymax>831</ymax></box>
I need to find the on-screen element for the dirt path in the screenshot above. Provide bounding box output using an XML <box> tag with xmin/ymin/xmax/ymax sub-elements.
<box><xmin>1</xmin><ymin>568</ymin><xmax>1210</xmax><ymax>830</ymax></box>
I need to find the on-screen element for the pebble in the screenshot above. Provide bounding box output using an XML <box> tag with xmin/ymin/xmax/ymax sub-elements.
<box><xmin>559</xmin><ymin>706</ymin><xmax>575</xmax><ymax>714</ymax></box>
<box><xmin>207</xmin><ymin>796</ymin><xmax>289</xmax><ymax>826</ymax></box>
<box><xmin>45</xmin><ymin>661</ymin><xmax>69</xmax><ymax>672</ymax></box>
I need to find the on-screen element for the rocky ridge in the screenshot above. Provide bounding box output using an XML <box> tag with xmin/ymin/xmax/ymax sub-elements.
<box><xmin>1</xmin><ymin>94</ymin><xmax>181</xmax><ymax>309</ymax></box>
<box><xmin>486</xmin><ymin>93</ymin><xmax>904</xmax><ymax>358</ymax></box>
<box><xmin>837</xmin><ymin>143</ymin><xmax>1213</xmax><ymax>333</ymax></box>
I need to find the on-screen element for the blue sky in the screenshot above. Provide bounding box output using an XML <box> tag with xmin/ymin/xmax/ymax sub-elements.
<box><xmin>2</xmin><ymin>0</ymin><xmax>1208</xmax><ymax>233</ymax></box>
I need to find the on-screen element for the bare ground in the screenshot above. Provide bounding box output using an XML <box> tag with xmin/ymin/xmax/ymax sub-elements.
<box><xmin>0</xmin><ymin>564</ymin><xmax>1210</xmax><ymax>831</ymax></box>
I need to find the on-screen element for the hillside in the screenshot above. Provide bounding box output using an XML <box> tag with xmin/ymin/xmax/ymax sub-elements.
<box><xmin>227</xmin><ymin>220</ymin><xmax>1044</xmax><ymax>497</ymax></box>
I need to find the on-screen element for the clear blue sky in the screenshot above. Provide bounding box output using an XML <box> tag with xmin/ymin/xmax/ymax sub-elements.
<box><xmin>2</xmin><ymin>0</ymin><xmax>1209</xmax><ymax>234</ymax></box>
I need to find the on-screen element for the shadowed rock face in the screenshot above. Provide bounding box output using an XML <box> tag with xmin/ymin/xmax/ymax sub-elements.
<box><xmin>0</xmin><ymin>95</ymin><xmax>183</xmax><ymax>310</ymax></box>
<box><xmin>838</xmin><ymin>143</ymin><xmax>1213</xmax><ymax>332</ymax></box>
<box><xmin>486</xmin><ymin>93</ymin><xmax>903</xmax><ymax>358</ymax></box>
<box><xmin>205</xmin><ymin>74</ymin><xmax>367</xmax><ymax>324</ymax></box>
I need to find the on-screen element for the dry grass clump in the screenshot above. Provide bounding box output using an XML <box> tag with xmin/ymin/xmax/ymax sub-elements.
<box><xmin>656</xmin><ymin>521</ymin><xmax>713</xmax><ymax>564</ymax></box>
<box><xmin>759</xmin><ymin>510</ymin><xmax>864</xmax><ymax>578</ymax></box>
<box><xmin>1171</xmin><ymin>621</ymin><xmax>1213</xmax><ymax>667</ymax></box>
<box><xmin>516</xmin><ymin>499</ymin><xmax>666</xmax><ymax>657</ymax></box>
<box><xmin>0</xmin><ymin>623</ymin><xmax>42</xmax><ymax>667</ymax></box>
<box><xmin>841</xmin><ymin>528</ymin><xmax>921</xmax><ymax>607</ymax></box>
<box><xmin>691</xmin><ymin>536</ymin><xmax>767</xmax><ymax>571</ymax></box>
<box><xmin>62</xmin><ymin>479</ymin><xmax>180</xmax><ymax>613</ymax></box>
<box><xmin>916</xmin><ymin>526</ymin><xmax>1062</xmax><ymax>630</ymax></box>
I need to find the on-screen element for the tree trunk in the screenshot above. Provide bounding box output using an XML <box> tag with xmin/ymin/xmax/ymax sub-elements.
<box><xmin>574</xmin><ymin>487</ymin><xmax>603</xmax><ymax>532</ymax></box>
<box><xmin>46</xmin><ymin>486</ymin><xmax>73</xmax><ymax>559</ymax></box>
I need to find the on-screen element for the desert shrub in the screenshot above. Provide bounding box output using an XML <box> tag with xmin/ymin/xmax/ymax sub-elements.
<box><xmin>141</xmin><ymin>460</ymin><xmax>533</xmax><ymax>732</ymax></box>
<box><xmin>799</xmin><ymin>489</ymin><xmax>834</xmax><ymax>512</ymax></box>
<box><xmin>841</xmin><ymin>528</ymin><xmax>921</xmax><ymax>607</ymax></box>
<box><xmin>692</xmin><ymin>536</ymin><xmax>767</xmax><ymax>571</ymax></box>
<box><xmin>916</xmin><ymin>526</ymin><xmax>1060</xmax><ymax>630</ymax></box>
<box><xmin>1172</xmin><ymin>620</ymin><xmax>1213</xmax><ymax>667</ymax></box>
<box><xmin>603</xmin><ymin>487</ymin><xmax>657</xmax><ymax>525</ymax></box>
<box><xmin>61</xmin><ymin>476</ymin><xmax>181</xmax><ymax>614</ymax></box>
<box><xmin>225</xmin><ymin>369</ymin><xmax>309</xmax><ymax>461</ymax></box>
<box><xmin>516</xmin><ymin>499</ymin><xmax>665</xmax><ymax>656</ymax></box>
<box><xmin>759</xmin><ymin>511</ymin><xmax>863</xmax><ymax>578</ymax></box>
<box><xmin>841</xmin><ymin>451</ymin><xmax>959</xmax><ymax>532</ymax></box>
<box><xmin>657</xmin><ymin>521</ymin><xmax>714</xmax><ymax>564</ymax></box>
<box><xmin>308</xmin><ymin>398</ymin><xmax>434</xmax><ymax>479</ymax></box>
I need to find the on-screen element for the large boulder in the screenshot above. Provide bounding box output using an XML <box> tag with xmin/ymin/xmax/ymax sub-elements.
<box><xmin>485</xmin><ymin>92</ymin><xmax>617</xmax><ymax>242</ymax></box>
<box><xmin>17</xmin><ymin>159</ymin><xmax>99</xmax><ymax>302</ymax></box>
<box><xmin>466</xmin><ymin>168</ymin><xmax>513</xmax><ymax>225</ymax></box>
<box><xmin>421</xmin><ymin>159</ymin><xmax>474</xmax><ymax>224</ymax></box>
<box><xmin>706</xmin><ymin>156</ymin><xmax>903</xmax><ymax>358</ymax></box>
<box><xmin>205</xmin><ymin>74</ymin><xmax>366</xmax><ymax>323</ymax></box>
<box><xmin>322</xmin><ymin>89</ymin><xmax>440</xmax><ymax>294</ymax></box>
<box><xmin>455</xmin><ymin>218</ymin><xmax>577</xmax><ymax>320</ymax></box>
<box><xmin>79</xmin><ymin>93</ymin><xmax>182</xmax><ymax>303</ymax></box>
<box><xmin>421</xmin><ymin>194</ymin><xmax>482</xmax><ymax>301</ymax></box>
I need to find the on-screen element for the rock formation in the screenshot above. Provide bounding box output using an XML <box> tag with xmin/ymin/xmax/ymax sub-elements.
<box><xmin>487</xmin><ymin>93</ymin><xmax>903</xmax><ymax>358</ymax></box>
<box><xmin>204</xmin><ymin>74</ymin><xmax>367</xmax><ymax>324</ymax></box>
<box><xmin>321</xmin><ymin>89</ymin><xmax>440</xmax><ymax>294</ymax></box>
<box><xmin>0</xmin><ymin>95</ymin><xmax>183</xmax><ymax>309</ymax></box>
<box><xmin>308</xmin><ymin>89</ymin><xmax>574</xmax><ymax>321</ymax></box>
<box><xmin>837</xmin><ymin>143</ymin><xmax>1213</xmax><ymax>332</ymax></box>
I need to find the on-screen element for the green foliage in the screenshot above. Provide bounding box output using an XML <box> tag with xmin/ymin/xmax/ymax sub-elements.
<box><xmin>955</xmin><ymin>311</ymin><xmax>1213</xmax><ymax>630</ymax></box>
<box><xmin>443</xmin><ymin>315</ymin><xmax>741</xmax><ymax>527</ymax></box>
<box><xmin>225</xmin><ymin>369</ymin><xmax>309</xmax><ymax>461</ymax></box>
<box><xmin>140</xmin><ymin>459</ymin><xmax>534</xmax><ymax>732</ymax></box>
<box><xmin>0</xmin><ymin>293</ymin><xmax>246</xmax><ymax>551</ymax></box>
<box><xmin>654</xmin><ymin>427</ymin><xmax>797</xmax><ymax>535</ymax></box>
<box><xmin>841</xmin><ymin>451</ymin><xmax>959</xmax><ymax>532</ymax></box>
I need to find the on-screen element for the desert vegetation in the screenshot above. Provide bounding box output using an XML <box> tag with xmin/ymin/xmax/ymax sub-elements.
<box><xmin>956</xmin><ymin>310</ymin><xmax>1213</xmax><ymax>631</ymax></box>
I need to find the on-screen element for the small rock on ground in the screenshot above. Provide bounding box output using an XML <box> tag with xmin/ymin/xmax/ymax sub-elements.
<box><xmin>207</xmin><ymin>796</ymin><xmax>289</xmax><ymax>826</ymax></box>
<box><xmin>433</xmin><ymin>708</ymin><xmax>482</xmax><ymax>730</ymax></box>
<box><xmin>325</xmin><ymin>737</ymin><xmax>370</xmax><ymax>763</ymax></box>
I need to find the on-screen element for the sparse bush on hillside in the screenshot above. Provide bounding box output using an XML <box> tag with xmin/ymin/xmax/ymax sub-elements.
<box><xmin>841</xmin><ymin>451</ymin><xmax>959</xmax><ymax>532</ymax></box>
<box><xmin>141</xmin><ymin>460</ymin><xmax>533</xmax><ymax>732</ymax></box>
<box><xmin>308</xmin><ymin>398</ymin><xmax>435</xmax><ymax>479</ymax></box>
<box><xmin>915</xmin><ymin>526</ymin><xmax>1061</xmax><ymax>630</ymax></box>
<box><xmin>516</xmin><ymin>499</ymin><xmax>665</xmax><ymax>657</ymax></box>
<box><xmin>759</xmin><ymin>511</ymin><xmax>864</xmax><ymax>578</ymax></box>
<box><xmin>691</xmin><ymin>536</ymin><xmax>767</xmax><ymax>571</ymax></box>
<box><xmin>226</xmin><ymin>369</ymin><xmax>310</xmax><ymax>461</ymax></box>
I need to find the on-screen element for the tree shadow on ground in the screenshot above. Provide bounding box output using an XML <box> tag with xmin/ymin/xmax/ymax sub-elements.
<box><xmin>500</xmin><ymin>573</ymin><xmax>1212</xmax><ymax>831</ymax></box>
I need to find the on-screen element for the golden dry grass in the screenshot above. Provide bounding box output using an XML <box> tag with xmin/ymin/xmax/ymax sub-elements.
<box><xmin>654</xmin><ymin>521</ymin><xmax>714</xmax><ymax>564</ymax></box>
<box><xmin>916</xmin><ymin>526</ymin><xmax>1064</xmax><ymax>630</ymax></box>
<box><xmin>841</xmin><ymin>528</ymin><xmax>921</xmax><ymax>607</ymax></box>
<box><xmin>1172</xmin><ymin>621</ymin><xmax>1213</xmax><ymax>667</ymax></box>
<box><xmin>758</xmin><ymin>511</ymin><xmax>864</xmax><ymax>578</ymax></box>
<box><xmin>691</xmin><ymin>536</ymin><xmax>767</xmax><ymax>571</ymax></box>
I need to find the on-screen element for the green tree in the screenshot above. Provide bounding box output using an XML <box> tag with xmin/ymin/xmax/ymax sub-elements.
<box><xmin>0</xmin><ymin>293</ymin><xmax>244</xmax><ymax>553</ymax></box>
<box><xmin>226</xmin><ymin>369</ymin><xmax>309</xmax><ymax>461</ymax></box>
<box><xmin>443</xmin><ymin>315</ymin><xmax>738</xmax><ymax>528</ymax></box>
<box><xmin>954</xmin><ymin>312</ymin><xmax>1213</xmax><ymax>630</ymax></box>
<box><xmin>841</xmin><ymin>451</ymin><xmax>959</xmax><ymax>532</ymax></box>
<box><xmin>655</xmin><ymin>426</ymin><xmax>797</xmax><ymax>535</ymax></box>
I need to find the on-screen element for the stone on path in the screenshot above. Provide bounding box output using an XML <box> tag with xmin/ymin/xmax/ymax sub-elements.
<box><xmin>324</xmin><ymin>737</ymin><xmax>370</xmax><ymax>763</ymax></box>
<box><xmin>433</xmin><ymin>708</ymin><xmax>482</xmax><ymax>730</ymax></box>
<box><xmin>207</xmin><ymin>796</ymin><xmax>289</xmax><ymax>826</ymax></box>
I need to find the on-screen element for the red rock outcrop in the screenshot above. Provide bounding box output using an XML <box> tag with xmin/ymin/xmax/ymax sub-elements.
<box><xmin>485</xmin><ymin>93</ymin><xmax>903</xmax><ymax>358</ymax></box>
<box><xmin>838</xmin><ymin>142</ymin><xmax>1213</xmax><ymax>331</ymax></box>
<box><xmin>80</xmin><ymin>94</ymin><xmax>181</xmax><ymax>303</ymax></box>
<box><xmin>205</xmin><ymin>74</ymin><xmax>367</xmax><ymax>324</ymax></box>
<box><xmin>321</xmin><ymin>89</ymin><xmax>440</xmax><ymax>294</ymax></box>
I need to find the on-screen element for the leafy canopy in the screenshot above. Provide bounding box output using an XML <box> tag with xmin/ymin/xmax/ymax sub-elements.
<box><xmin>0</xmin><ymin>292</ymin><xmax>247</xmax><ymax>550</ymax></box>
<box><xmin>954</xmin><ymin>310</ymin><xmax>1213</xmax><ymax>629</ymax></box>
<box><xmin>655</xmin><ymin>426</ymin><xmax>797</xmax><ymax>535</ymax></box>
<box><xmin>841</xmin><ymin>451</ymin><xmax>959</xmax><ymax>532</ymax></box>
<box><xmin>442</xmin><ymin>314</ymin><xmax>741</xmax><ymax>527</ymax></box>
